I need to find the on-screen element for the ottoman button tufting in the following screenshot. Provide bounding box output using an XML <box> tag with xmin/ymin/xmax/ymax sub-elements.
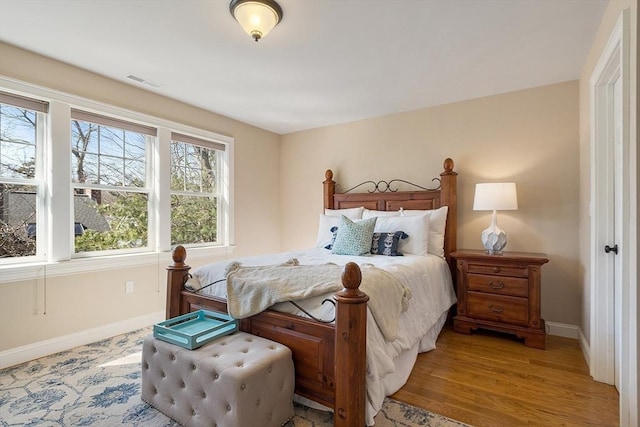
<box><xmin>141</xmin><ymin>332</ymin><xmax>293</xmax><ymax>427</ymax></box>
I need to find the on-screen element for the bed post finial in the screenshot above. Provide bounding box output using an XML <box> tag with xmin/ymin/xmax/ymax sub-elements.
<box><xmin>443</xmin><ymin>157</ymin><xmax>455</xmax><ymax>174</ymax></box>
<box><xmin>334</xmin><ymin>262</ymin><xmax>368</xmax><ymax>427</ymax></box>
<box><xmin>172</xmin><ymin>245</ymin><xmax>187</xmax><ymax>266</ymax></box>
<box><xmin>166</xmin><ymin>245</ymin><xmax>191</xmax><ymax>320</ymax></box>
<box><xmin>324</xmin><ymin>169</ymin><xmax>336</xmax><ymax>209</ymax></box>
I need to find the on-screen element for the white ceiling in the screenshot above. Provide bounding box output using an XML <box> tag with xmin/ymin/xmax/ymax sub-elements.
<box><xmin>0</xmin><ymin>0</ymin><xmax>607</xmax><ymax>135</ymax></box>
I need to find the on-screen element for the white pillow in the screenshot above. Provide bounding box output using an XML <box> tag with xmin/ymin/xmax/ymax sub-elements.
<box><xmin>374</xmin><ymin>215</ymin><xmax>430</xmax><ymax>256</ymax></box>
<box><xmin>316</xmin><ymin>214</ymin><xmax>342</xmax><ymax>248</ymax></box>
<box><xmin>362</xmin><ymin>209</ymin><xmax>401</xmax><ymax>219</ymax></box>
<box><xmin>401</xmin><ymin>206</ymin><xmax>448</xmax><ymax>258</ymax></box>
<box><xmin>324</xmin><ymin>207</ymin><xmax>364</xmax><ymax>219</ymax></box>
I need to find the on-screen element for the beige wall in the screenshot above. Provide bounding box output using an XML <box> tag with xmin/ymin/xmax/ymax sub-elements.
<box><xmin>0</xmin><ymin>42</ymin><xmax>281</xmax><ymax>352</ymax></box>
<box><xmin>281</xmin><ymin>81</ymin><xmax>581</xmax><ymax>326</ymax></box>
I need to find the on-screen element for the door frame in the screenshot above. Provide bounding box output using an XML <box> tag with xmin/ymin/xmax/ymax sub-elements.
<box><xmin>589</xmin><ymin>9</ymin><xmax>636</xmax><ymax>426</ymax></box>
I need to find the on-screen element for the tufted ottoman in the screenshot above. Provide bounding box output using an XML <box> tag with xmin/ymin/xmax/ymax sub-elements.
<box><xmin>141</xmin><ymin>331</ymin><xmax>295</xmax><ymax>427</ymax></box>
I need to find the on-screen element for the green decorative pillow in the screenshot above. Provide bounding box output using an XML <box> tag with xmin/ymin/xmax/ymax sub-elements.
<box><xmin>331</xmin><ymin>216</ymin><xmax>377</xmax><ymax>256</ymax></box>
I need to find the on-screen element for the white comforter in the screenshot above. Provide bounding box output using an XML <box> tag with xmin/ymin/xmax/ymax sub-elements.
<box><xmin>192</xmin><ymin>247</ymin><xmax>456</xmax><ymax>425</ymax></box>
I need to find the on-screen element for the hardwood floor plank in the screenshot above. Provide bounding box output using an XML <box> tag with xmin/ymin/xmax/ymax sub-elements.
<box><xmin>390</xmin><ymin>327</ymin><xmax>619</xmax><ymax>427</ymax></box>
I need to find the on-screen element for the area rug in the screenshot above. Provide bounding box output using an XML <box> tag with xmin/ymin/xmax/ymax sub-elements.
<box><xmin>0</xmin><ymin>328</ymin><xmax>469</xmax><ymax>426</ymax></box>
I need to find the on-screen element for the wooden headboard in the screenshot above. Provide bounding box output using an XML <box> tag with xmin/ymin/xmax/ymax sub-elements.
<box><xmin>322</xmin><ymin>157</ymin><xmax>458</xmax><ymax>271</ymax></box>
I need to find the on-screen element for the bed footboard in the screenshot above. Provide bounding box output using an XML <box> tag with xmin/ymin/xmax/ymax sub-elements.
<box><xmin>165</xmin><ymin>247</ymin><xmax>367</xmax><ymax>426</ymax></box>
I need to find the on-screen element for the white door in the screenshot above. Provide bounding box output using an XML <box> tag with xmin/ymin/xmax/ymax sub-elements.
<box><xmin>612</xmin><ymin>75</ymin><xmax>622</xmax><ymax>391</ymax></box>
<box><xmin>590</xmin><ymin>11</ymin><xmax>637</xmax><ymax>426</ymax></box>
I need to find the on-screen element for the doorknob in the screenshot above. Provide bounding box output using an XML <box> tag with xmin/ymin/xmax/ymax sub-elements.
<box><xmin>604</xmin><ymin>244</ymin><xmax>619</xmax><ymax>254</ymax></box>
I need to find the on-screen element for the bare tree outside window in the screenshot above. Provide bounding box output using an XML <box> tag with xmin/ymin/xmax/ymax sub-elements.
<box><xmin>0</xmin><ymin>104</ymin><xmax>38</xmax><ymax>258</ymax></box>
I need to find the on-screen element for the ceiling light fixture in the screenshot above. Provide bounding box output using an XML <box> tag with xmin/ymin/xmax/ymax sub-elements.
<box><xmin>229</xmin><ymin>0</ymin><xmax>283</xmax><ymax>42</ymax></box>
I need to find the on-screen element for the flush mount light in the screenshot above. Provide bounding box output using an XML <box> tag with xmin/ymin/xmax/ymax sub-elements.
<box><xmin>229</xmin><ymin>0</ymin><xmax>283</xmax><ymax>42</ymax></box>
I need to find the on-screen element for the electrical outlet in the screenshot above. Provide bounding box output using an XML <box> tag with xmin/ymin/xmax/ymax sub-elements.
<box><xmin>125</xmin><ymin>280</ymin><xmax>135</xmax><ymax>294</ymax></box>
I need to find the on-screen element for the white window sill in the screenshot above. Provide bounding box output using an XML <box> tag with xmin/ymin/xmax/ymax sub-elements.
<box><xmin>0</xmin><ymin>245</ymin><xmax>234</xmax><ymax>283</ymax></box>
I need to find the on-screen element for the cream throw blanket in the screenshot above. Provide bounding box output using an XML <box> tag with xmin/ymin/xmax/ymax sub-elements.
<box><xmin>225</xmin><ymin>259</ymin><xmax>411</xmax><ymax>341</ymax></box>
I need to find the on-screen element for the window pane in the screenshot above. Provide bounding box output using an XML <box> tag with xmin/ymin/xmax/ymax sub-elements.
<box><xmin>0</xmin><ymin>184</ymin><xmax>37</xmax><ymax>258</ymax></box>
<box><xmin>71</xmin><ymin>119</ymin><xmax>147</xmax><ymax>189</ymax></box>
<box><xmin>184</xmin><ymin>166</ymin><xmax>201</xmax><ymax>192</ymax></box>
<box><xmin>74</xmin><ymin>190</ymin><xmax>148</xmax><ymax>252</ymax></box>
<box><xmin>99</xmin><ymin>155</ymin><xmax>124</xmax><ymax>186</ymax></box>
<box><xmin>124</xmin><ymin>131</ymin><xmax>146</xmax><ymax>159</ymax></box>
<box><xmin>202</xmin><ymin>168</ymin><xmax>215</xmax><ymax>193</ymax></box>
<box><xmin>124</xmin><ymin>159</ymin><xmax>145</xmax><ymax>187</ymax></box>
<box><xmin>71</xmin><ymin>120</ymin><xmax>98</xmax><ymax>154</ymax></box>
<box><xmin>1</xmin><ymin>105</ymin><xmax>37</xmax><ymax>179</ymax></box>
<box><xmin>99</xmin><ymin>127</ymin><xmax>125</xmax><ymax>157</ymax></box>
<box><xmin>171</xmin><ymin>195</ymin><xmax>217</xmax><ymax>245</ymax></box>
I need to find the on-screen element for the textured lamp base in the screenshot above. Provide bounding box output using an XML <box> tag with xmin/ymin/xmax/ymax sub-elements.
<box><xmin>481</xmin><ymin>210</ymin><xmax>507</xmax><ymax>254</ymax></box>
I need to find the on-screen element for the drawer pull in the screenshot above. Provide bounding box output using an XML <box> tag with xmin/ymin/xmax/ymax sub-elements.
<box><xmin>489</xmin><ymin>304</ymin><xmax>504</xmax><ymax>313</ymax></box>
<box><xmin>492</xmin><ymin>266</ymin><xmax>500</xmax><ymax>273</ymax></box>
<box><xmin>489</xmin><ymin>281</ymin><xmax>505</xmax><ymax>289</ymax></box>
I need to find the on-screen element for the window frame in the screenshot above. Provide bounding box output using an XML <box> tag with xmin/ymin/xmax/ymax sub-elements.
<box><xmin>0</xmin><ymin>93</ymin><xmax>48</xmax><ymax>263</ymax></box>
<box><xmin>70</xmin><ymin>110</ymin><xmax>156</xmax><ymax>257</ymax></box>
<box><xmin>170</xmin><ymin>133</ymin><xmax>225</xmax><ymax>248</ymax></box>
<box><xmin>0</xmin><ymin>78</ymin><xmax>234</xmax><ymax>273</ymax></box>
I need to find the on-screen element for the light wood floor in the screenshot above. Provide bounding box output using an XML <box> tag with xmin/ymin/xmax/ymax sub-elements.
<box><xmin>391</xmin><ymin>326</ymin><xmax>619</xmax><ymax>427</ymax></box>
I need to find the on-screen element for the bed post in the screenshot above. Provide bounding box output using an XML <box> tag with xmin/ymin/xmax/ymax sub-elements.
<box><xmin>166</xmin><ymin>245</ymin><xmax>191</xmax><ymax>319</ymax></box>
<box><xmin>323</xmin><ymin>169</ymin><xmax>335</xmax><ymax>209</ymax></box>
<box><xmin>334</xmin><ymin>262</ymin><xmax>368</xmax><ymax>427</ymax></box>
<box><xmin>440</xmin><ymin>158</ymin><xmax>458</xmax><ymax>271</ymax></box>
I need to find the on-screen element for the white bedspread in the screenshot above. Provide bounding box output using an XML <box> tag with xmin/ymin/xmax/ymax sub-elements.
<box><xmin>192</xmin><ymin>247</ymin><xmax>456</xmax><ymax>426</ymax></box>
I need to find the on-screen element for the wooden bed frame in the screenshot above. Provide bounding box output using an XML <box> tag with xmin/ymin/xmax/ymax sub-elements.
<box><xmin>166</xmin><ymin>158</ymin><xmax>457</xmax><ymax>426</ymax></box>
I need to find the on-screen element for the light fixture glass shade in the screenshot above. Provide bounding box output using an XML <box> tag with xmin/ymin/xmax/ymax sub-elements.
<box><xmin>473</xmin><ymin>183</ymin><xmax>518</xmax><ymax>254</ymax></box>
<box><xmin>230</xmin><ymin>0</ymin><xmax>283</xmax><ymax>42</ymax></box>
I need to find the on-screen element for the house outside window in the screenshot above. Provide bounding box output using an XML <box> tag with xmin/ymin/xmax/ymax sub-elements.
<box><xmin>0</xmin><ymin>92</ymin><xmax>47</xmax><ymax>259</ymax></box>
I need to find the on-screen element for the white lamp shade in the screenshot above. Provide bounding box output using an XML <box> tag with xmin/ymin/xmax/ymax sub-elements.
<box><xmin>473</xmin><ymin>182</ymin><xmax>518</xmax><ymax>211</ymax></box>
<box><xmin>232</xmin><ymin>1</ymin><xmax>281</xmax><ymax>40</ymax></box>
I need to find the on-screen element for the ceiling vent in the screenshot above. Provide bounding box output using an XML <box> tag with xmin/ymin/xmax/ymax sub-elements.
<box><xmin>125</xmin><ymin>74</ymin><xmax>163</xmax><ymax>88</ymax></box>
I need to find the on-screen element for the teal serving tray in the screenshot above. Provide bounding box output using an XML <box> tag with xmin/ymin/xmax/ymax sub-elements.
<box><xmin>154</xmin><ymin>310</ymin><xmax>239</xmax><ymax>350</ymax></box>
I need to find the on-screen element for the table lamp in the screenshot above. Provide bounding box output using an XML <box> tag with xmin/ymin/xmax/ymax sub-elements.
<box><xmin>473</xmin><ymin>182</ymin><xmax>518</xmax><ymax>254</ymax></box>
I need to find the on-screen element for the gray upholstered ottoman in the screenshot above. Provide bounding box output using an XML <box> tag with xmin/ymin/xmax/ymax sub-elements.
<box><xmin>141</xmin><ymin>331</ymin><xmax>295</xmax><ymax>427</ymax></box>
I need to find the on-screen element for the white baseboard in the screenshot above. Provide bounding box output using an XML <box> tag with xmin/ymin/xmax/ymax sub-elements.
<box><xmin>0</xmin><ymin>311</ymin><xmax>164</xmax><ymax>369</ymax></box>
<box><xmin>545</xmin><ymin>321</ymin><xmax>580</xmax><ymax>339</ymax></box>
<box><xmin>578</xmin><ymin>327</ymin><xmax>590</xmax><ymax>370</ymax></box>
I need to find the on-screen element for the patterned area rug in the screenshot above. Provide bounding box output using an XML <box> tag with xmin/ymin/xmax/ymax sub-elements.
<box><xmin>0</xmin><ymin>328</ymin><xmax>469</xmax><ymax>426</ymax></box>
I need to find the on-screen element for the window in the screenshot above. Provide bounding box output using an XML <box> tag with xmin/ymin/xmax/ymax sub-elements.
<box><xmin>170</xmin><ymin>133</ymin><xmax>225</xmax><ymax>246</ymax></box>
<box><xmin>0</xmin><ymin>92</ymin><xmax>47</xmax><ymax>259</ymax></box>
<box><xmin>0</xmin><ymin>80</ymin><xmax>232</xmax><ymax>268</ymax></box>
<box><xmin>71</xmin><ymin>110</ymin><xmax>156</xmax><ymax>254</ymax></box>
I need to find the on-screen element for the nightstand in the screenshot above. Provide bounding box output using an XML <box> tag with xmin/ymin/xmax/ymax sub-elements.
<box><xmin>451</xmin><ymin>249</ymin><xmax>549</xmax><ymax>349</ymax></box>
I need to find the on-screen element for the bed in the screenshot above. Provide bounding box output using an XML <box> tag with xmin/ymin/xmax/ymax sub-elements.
<box><xmin>166</xmin><ymin>158</ymin><xmax>458</xmax><ymax>426</ymax></box>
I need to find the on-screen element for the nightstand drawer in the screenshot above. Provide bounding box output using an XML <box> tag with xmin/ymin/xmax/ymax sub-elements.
<box><xmin>467</xmin><ymin>292</ymin><xmax>528</xmax><ymax>326</ymax></box>
<box><xmin>467</xmin><ymin>274</ymin><xmax>528</xmax><ymax>297</ymax></box>
<box><xmin>467</xmin><ymin>263</ymin><xmax>528</xmax><ymax>278</ymax></box>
